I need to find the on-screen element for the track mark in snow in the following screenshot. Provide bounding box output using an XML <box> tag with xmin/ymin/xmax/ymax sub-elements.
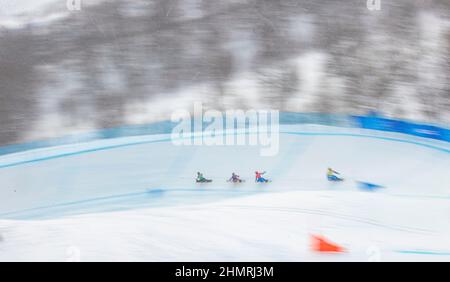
<box><xmin>219</xmin><ymin>205</ymin><xmax>434</xmax><ymax>234</ymax></box>
<box><xmin>395</xmin><ymin>250</ymin><xmax>450</xmax><ymax>256</ymax></box>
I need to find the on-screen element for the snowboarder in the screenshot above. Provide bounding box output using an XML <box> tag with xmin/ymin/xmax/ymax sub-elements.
<box><xmin>196</xmin><ymin>172</ymin><xmax>212</xmax><ymax>183</ymax></box>
<box><xmin>255</xmin><ymin>171</ymin><xmax>270</xmax><ymax>183</ymax></box>
<box><xmin>228</xmin><ymin>172</ymin><xmax>243</xmax><ymax>183</ymax></box>
<box><xmin>327</xmin><ymin>168</ymin><xmax>343</xmax><ymax>181</ymax></box>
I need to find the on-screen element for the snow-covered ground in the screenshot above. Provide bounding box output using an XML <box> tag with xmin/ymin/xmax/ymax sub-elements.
<box><xmin>0</xmin><ymin>124</ymin><xmax>449</xmax><ymax>261</ymax></box>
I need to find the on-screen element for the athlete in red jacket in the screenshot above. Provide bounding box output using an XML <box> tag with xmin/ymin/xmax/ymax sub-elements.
<box><xmin>255</xmin><ymin>171</ymin><xmax>269</xmax><ymax>183</ymax></box>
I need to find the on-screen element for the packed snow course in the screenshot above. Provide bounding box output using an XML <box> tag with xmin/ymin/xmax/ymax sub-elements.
<box><xmin>0</xmin><ymin>123</ymin><xmax>449</xmax><ymax>261</ymax></box>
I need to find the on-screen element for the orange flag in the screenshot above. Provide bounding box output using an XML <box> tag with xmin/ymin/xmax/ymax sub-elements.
<box><xmin>311</xmin><ymin>235</ymin><xmax>346</xmax><ymax>253</ymax></box>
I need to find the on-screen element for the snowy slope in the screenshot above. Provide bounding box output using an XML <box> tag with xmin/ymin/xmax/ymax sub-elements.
<box><xmin>0</xmin><ymin>124</ymin><xmax>449</xmax><ymax>261</ymax></box>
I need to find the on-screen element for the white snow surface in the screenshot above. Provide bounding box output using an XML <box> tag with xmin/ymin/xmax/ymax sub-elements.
<box><xmin>0</xmin><ymin>124</ymin><xmax>449</xmax><ymax>261</ymax></box>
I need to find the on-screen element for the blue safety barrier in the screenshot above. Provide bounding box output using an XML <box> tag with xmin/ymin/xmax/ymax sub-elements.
<box><xmin>352</xmin><ymin>115</ymin><xmax>449</xmax><ymax>142</ymax></box>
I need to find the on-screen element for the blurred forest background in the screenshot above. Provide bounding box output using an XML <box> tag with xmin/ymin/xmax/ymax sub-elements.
<box><xmin>0</xmin><ymin>0</ymin><xmax>449</xmax><ymax>145</ymax></box>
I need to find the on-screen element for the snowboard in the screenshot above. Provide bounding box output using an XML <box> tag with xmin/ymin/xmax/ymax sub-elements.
<box><xmin>196</xmin><ymin>179</ymin><xmax>212</xmax><ymax>183</ymax></box>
